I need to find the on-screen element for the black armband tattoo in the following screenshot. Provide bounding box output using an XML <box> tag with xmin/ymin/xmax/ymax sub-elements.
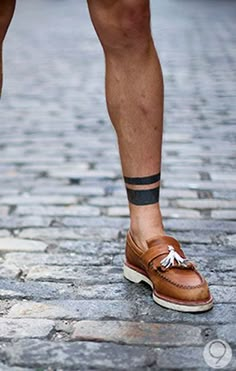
<box><xmin>124</xmin><ymin>172</ymin><xmax>161</xmax><ymax>205</ymax></box>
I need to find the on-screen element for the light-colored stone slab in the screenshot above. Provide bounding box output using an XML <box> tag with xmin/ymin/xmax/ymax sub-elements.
<box><xmin>0</xmin><ymin>195</ymin><xmax>78</xmax><ymax>205</ymax></box>
<box><xmin>176</xmin><ymin>199</ymin><xmax>236</xmax><ymax>209</ymax></box>
<box><xmin>26</xmin><ymin>265</ymin><xmax>121</xmax><ymax>283</ymax></box>
<box><xmin>0</xmin><ymin>230</ymin><xmax>11</xmax><ymax>237</ymax></box>
<box><xmin>0</xmin><ymin>318</ymin><xmax>54</xmax><ymax>339</ymax></box>
<box><xmin>7</xmin><ymin>302</ymin><xmax>72</xmax><ymax>319</ymax></box>
<box><xmin>72</xmin><ymin>320</ymin><xmax>202</xmax><ymax>346</ymax></box>
<box><xmin>19</xmin><ymin>227</ymin><xmax>119</xmax><ymax>240</ymax></box>
<box><xmin>0</xmin><ymin>238</ymin><xmax>48</xmax><ymax>252</ymax></box>
<box><xmin>0</xmin><ymin>264</ymin><xmax>21</xmax><ymax>279</ymax></box>
<box><xmin>0</xmin><ymin>206</ymin><xmax>9</xmax><ymax>216</ymax></box>
<box><xmin>162</xmin><ymin>208</ymin><xmax>201</xmax><ymax>218</ymax></box>
<box><xmin>212</xmin><ymin>210</ymin><xmax>236</xmax><ymax>220</ymax></box>
<box><xmin>15</xmin><ymin>205</ymin><xmax>100</xmax><ymax>217</ymax></box>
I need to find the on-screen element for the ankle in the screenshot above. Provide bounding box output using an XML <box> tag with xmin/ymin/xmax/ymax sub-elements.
<box><xmin>130</xmin><ymin>228</ymin><xmax>165</xmax><ymax>251</ymax></box>
<box><xmin>129</xmin><ymin>204</ymin><xmax>165</xmax><ymax>250</ymax></box>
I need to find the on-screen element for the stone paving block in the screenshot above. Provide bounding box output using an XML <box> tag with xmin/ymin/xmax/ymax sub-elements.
<box><xmin>0</xmin><ymin>318</ymin><xmax>54</xmax><ymax>339</ymax></box>
<box><xmin>5</xmin><ymin>299</ymin><xmax>236</xmax><ymax>325</ymax></box>
<box><xmin>72</xmin><ymin>320</ymin><xmax>203</xmax><ymax>346</ymax></box>
<box><xmin>0</xmin><ymin>302</ymin><xmax>13</xmax><ymax>317</ymax></box>
<box><xmin>19</xmin><ymin>227</ymin><xmax>120</xmax><ymax>241</ymax></box>
<box><xmin>6</xmin><ymin>300</ymin><xmax>137</xmax><ymax>320</ymax></box>
<box><xmin>49</xmin><ymin>168</ymin><xmax>117</xmax><ymax>180</ymax></box>
<box><xmin>2</xmin><ymin>339</ymin><xmax>235</xmax><ymax>370</ymax></box>
<box><xmin>161</xmin><ymin>172</ymin><xmax>201</xmax><ymax>180</ymax></box>
<box><xmin>182</xmin><ymin>244</ymin><xmax>235</xmax><ymax>258</ymax></box>
<box><xmin>204</xmin><ymin>271</ymin><xmax>236</xmax><ymax>286</ymax></box>
<box><xmin>217</xmin><ymin>324</ymin><xmax>236</xmax><ymax>345</ymax></box>
<box><xmin>0</xmin><ymin>362</ymin><xmax>31</xmax><ymax>371</ymax></box>
<box><xmin>0</xmin><ymin>216</ymin><xmax>50</xmax><ymax>229</ymax></box>
<box><xmin>0</xmin><ymin>339</ymin><xmax>158</xmax><ymax>370</ymax></box>
<box><xmin>47</xmin><ymin>164</ymin><xmax>91</xmax><ymax>179</ymax></box>
<box><xmin>59</xmin><ymin>216</ymin><xmax>129</xmax><ymax>229</ymax></box>
<box><xmin>0</xmin><ymin>189</ymin><xmax>19</xmax><ymax>196</ymax></box>
<box><xmin>212</xmin><ymin>210</ymin><xmax>236</xmax><ymax>220</ymax></box>
<box><xmin>55</xmin><ymin>239</ymin><xmax>124</xmax><ymax>255</ymax></box>
<box><xmin>25</xmin><ymin>265</ymin><xmax>122</xmax><ymax>283</ymax></box>
<box><xmin>0</xmin><ymin>230</ymin><xmax>11</xmax><ymax>238</ymax></box>
<box><xmin>162</xmin><ymin>208</ymin><xmax>201</xmax><ymax>219</ymax></box>
<box><xmin>164</xmin><ymin>219</ymin><xmax>236</xmax><ymax>233</ymax></box>
<box><xmin>107</xmin><ymin>206</ymin><xmax>129</xmax><ymax>217</ymax></box>
<box><xmin>210</xmin><ymin>172</ymin><xmax>236</xmax><ymax>181</ymax></box>
<box><xmin>88</xmin><ymin>196</ymin><xmax>128</xmax><ymax>207</ymax></box>
<box><xmin>31</xmin><ymin>185</ymin><xmax>105</xmax><ymax>196</ymax></box>
<box><xmin>163</xmin><ymin>180</ymin><xmax>236</xmax><ymax>191</ymax></box>
<box><xmin>0</xmin><ymin>264</ymin><xmax>21</xmax><ymax>279</ymax></box>
<box><xmin>213</xmin><ymin>190</ymin><xmax>236</xmax><ymax>200</ymax></box>
<box><xmin>226</xmin><ymin>234</ymin><xmax>236</xmax><ymax>246</ymax></box>
<box><xmin>176</xmin><ymin>199</ymin><xmax>236</xmax><ymax>210</ymax></box>
<box><xmin>0</xmin><ymin>195</ymin><xmax>78</xmax><ymax>205</ymax></box>
<box><xmin>15</xmin><ymin>205</ymin><xmax>100</xmax><ymax>217</ymax></box>
<box><xmin>73</xmin><ymin>283</ymin><xmax>145</xmax><ymax>300</ymax></box>
<box><xmin>160</xmin><ymin>188</ymin><xmax>198</xmax><ymax>199</ymax></box>
<box><xmin>0</xmin><ymin>207</ymin><xmax>9</xmax><ymax>216</ymax></box>
<box><xmin>4</xmin><ymin>252</ymin><xmax>113</xmax><ymax>267</ymax></box>
<box><xmin>137</xmin><ymin>301</ymin><xmax>236</xmax><ymax>325</ymax></box>
<box><xmin>0</xmin><ymin>279</ymin><xmax>74</xmax><ymax>300</ymax></box>
<box><xmin>0</xmin><ymin>238</ymin><xmax>48</xmax><ymax>252</ymax></box>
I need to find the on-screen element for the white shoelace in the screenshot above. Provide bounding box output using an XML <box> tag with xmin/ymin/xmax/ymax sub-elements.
<box><xmin>160</xmin><ymin>245</ymin><xmax>189</xmax><ymax>269</ymax></box>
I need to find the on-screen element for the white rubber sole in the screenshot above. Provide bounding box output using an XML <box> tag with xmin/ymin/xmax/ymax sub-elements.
<box><xmin>123</xmin><ymin>263</ymin><xmax>213</xmax><ymax>313</ymax></box>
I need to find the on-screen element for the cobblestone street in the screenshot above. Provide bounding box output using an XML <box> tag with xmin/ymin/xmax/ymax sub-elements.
<box><xmin>0</xmin><ymin>0</ymin><xmax>236</xmax><ymax>369</ymax></box>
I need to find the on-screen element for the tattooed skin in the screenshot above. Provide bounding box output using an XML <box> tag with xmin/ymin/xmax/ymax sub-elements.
<box><xmin>124</xmin><ymin>172</ymin><xmax>161</xmax><ymax>205</ymax></box>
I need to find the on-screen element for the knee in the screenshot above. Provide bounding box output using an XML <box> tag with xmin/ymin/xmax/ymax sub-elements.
<box><xmin>89</xmin><ymin>0</ymin><xmax>151</xmax><ymax>52</ymax></box>
<box><xmin>0</xmin><ymin>0</ymin><xmax>16</xmax><ymax>43</ymax></box>
<box><xmin>119</xmin><ymin>0</ymin><xmax>151</xmax><ymax>36</ymax></box>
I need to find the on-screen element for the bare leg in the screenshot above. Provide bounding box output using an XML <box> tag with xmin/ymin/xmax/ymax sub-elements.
<box><xmin>0</xmin><ymin>0</ymin><xmax>16</xmax><ymax>96</ymax></box>
<box><xmin>88</xmin><ymin>0</ymin><xmax>165</xmax><ymax>249</ymax></box>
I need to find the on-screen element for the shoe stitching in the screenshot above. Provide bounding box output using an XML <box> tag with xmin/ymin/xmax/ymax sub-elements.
<box><xmin>152</xmin><ymin>268</ymin><xmax>205</xmax><ymax>289</ymax></box>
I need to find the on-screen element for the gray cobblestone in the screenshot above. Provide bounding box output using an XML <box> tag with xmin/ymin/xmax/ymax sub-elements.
<box><xmin>0</xmin><ymin>195</ymin><xmax>78</xmax><ymax>205</ymax></box>
<box><xmin>0</xmin><ymin>216</ymin><xmax>50</xmax><ymax>229</ymax></box>
<box><xmin>0</xmin><ymin>238</ymin><xmax>48</xmax><ymax>252</ymax></box>
<box><xmin>0</xmin><ymin>231</ymin><xmax>11</xmax><ymax>238</ymax></box>
<box><xmin>19</xmin><ymin>227</ymin><xmax>120</xmax><ymax>241</ymax></box>
<box><xmin>176</xmin><ymin>199</ymin><xmax>236</xmax><ymax>209</ymax></box>
<box><xmin>15</xmin><ymin>205</ymin><xmax>100</xmax><ymax>217</ymax></box>
<box><xmin>4</xmin><ymin>252</ymin><xmax>113</xmax><ymax>267</ymax></box>
<box><xmin>31</xmin><ymin>185</ymin><xmax>105</xmax><ymax>196</ymax></box>
<box><xmin>0</xmin><ymin>279</ymin><xmax>75</xmax><ymax>300</ymax></box>
<box><xmin>6</xmin><ymin>300</ymin><xmax>236</xmax><ymax>325</ymax></box>
<box><xmin>212</xmin><ymin>209</ymin><xmax>236</xmax><ymax>220</ymax></box>
<box><xmin>0</xmin><ymin>341</ymin><xmax>235</xmax><ymax>370</ymax></box>
<box><xmin>25</xmin><ymin>265</ymin><xmax>122</xmax><ymax>284</ymax></box>
<box><xmin>0</xmin><ymin>264</ymin><xmax>21</xmax><ymax>279</ymax></box>
<box><xmin>161</xmin><ymin>208</ymin><xmax>201</xmax><ymax>219</ymax></box>
<box><xmin>0</xmin><ymin>207</ymin><xmax>9</xmax><ymax>216</ymax></box>
<box><xmin>0</xmin><ymin>362</ymin><xmax>31</xmax><ymax>371</ymax></box>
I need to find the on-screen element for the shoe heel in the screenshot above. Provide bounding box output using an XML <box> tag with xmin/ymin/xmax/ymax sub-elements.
<box><xmin>123</xmin><ymin>263</ymin><xmax>145</xmax><ymax>283</ymax></box>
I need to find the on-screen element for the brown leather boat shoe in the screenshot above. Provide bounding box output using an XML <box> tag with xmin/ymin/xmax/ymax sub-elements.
<box><xmin>123</xmin><ymin>230</ymin><xmax>213</xmax><ymax>312</ymax></box>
